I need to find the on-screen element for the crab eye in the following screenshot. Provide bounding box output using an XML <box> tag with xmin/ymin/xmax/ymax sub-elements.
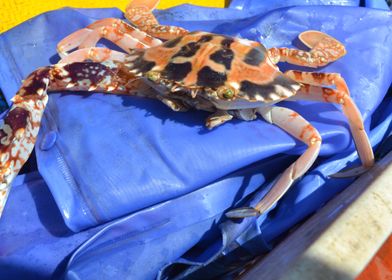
<box><xmin>223</xmin><ymin>88</ymin><xmax>234</xmax><ymax>99</ymax></box>
<box><xmin>146</xmin><ymin>71</ymin><xmax>160</xmax><ymax>82</ymax></box>
<box><xmin>218</xmin><ymin>86</ymin><xmax>236</xmax><ymax>99</ymax></box>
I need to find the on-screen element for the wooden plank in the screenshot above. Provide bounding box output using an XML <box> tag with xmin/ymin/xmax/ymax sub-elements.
<box><xmin>241</xmin><ymin>151</ymin><xmax>392</xmax><ymax>280</ymax></box>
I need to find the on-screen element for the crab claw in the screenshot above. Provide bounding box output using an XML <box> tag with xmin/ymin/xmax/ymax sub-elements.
<box><xmin>126</xmin><ymin>0</ymin><xmax>160</xmax><ymax>11</ymax></box>
<box><xmin>125</xmin><ymin>0</ymin><xmax>188</xmax><ymax>40</ymax></box>
<box><xmin>57</xmin><ymin>29</ymin><xmax>92</xmax><ymax>58</ymax></box>
<box><xmin>299</xmin><ymin>30</ymin><xmax>347</xmax><ymax>66</ymax></box>
<box><xmin>225</xmin><ymin>207</ymin><xmax>260</xmax><ymax>219</ymax></box>
<box><xmin>299</xmin><ymin>30</ymin><xmax>345</xmax><ymax>53</ymax></box>
<box><xmin>329</xmin><ymin>165</ymin><xmax>372</xmax><ymax>178</ymax></box>
<box><xmin>273</xmin><ymin>30</ymin><xmax>347</xmax><ymax>68</ymax></box>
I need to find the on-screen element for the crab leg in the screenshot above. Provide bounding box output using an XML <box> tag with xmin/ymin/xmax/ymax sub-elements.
<box><xmin>205</xmin><ymin>110</ymin><xmax>234</xmax><ymax>129</ymax></box>
<box><xmin>125</xmin><ymin>0</ymin><xmax>188</xmax><ymax>40</ymax></box>
<box><xmin>285</xmin><ymin>70</ymin><xmax>374</xmax><ymax>176</ymax></box>
<box><xmin>59</xmin><ymin>47</ymin><xmax>128</xmax><ymax>64</ymax></box>
<box><xmin>0</xmin><ymin>62</ymin><xmax>139</xmax><ymax>216</ymax></box>
<box><xmin>286</xmin><ymin>71</ymin><xmax>350</xmax><ymax>95</ymax></box>
<box><xmin>226</xmin><ymin>106</ymin><xmax>322</xmax><ymax>218</ymax></box>
<box><xmin>0</xmin><ymin>67</ymin><xmax>50</xmax><ymax>217</ymax></box>
<box><xmin>268</xmin><ymin>31</ymin><xmax>346</xmax><ymax>67</ymax></box>
<box><xmin>77</xmin><ymin>25</ymin><xmax>159</xmax><ymax>52</ymax></box>
<box><xmin>57</xmin><ymin>18</ymin><xmax>161</xmax><ymax>58</ymax></box>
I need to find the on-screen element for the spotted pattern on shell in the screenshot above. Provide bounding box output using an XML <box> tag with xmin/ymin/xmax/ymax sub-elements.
<box><xmin>129</xmin><ymin>32</ymin><xmax>300</xmax><ymax>102</ymax></box>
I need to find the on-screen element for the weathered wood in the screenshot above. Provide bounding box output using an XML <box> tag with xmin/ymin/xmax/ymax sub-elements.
<box><xmin>240</xmin><ymin>151</ymin><xmax>392</xmax><ymax>280</ymax></box>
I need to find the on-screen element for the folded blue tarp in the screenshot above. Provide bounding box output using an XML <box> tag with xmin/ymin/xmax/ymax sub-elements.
<box><xmin>0</xmin><ymin>1</ymin><xmax>391</xmax><ymax>279</ymax></box>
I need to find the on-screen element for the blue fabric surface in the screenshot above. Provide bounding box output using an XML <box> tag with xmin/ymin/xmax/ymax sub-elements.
<box><xmin>0</xmin><ymin>1</ymin><xmax>391</xmax><ymax>279</ymax></box>
<box><xmin>0</xmin><ymin>172</ymin><xmax>102</xmax><ymax>279</ymax></box>
<box><xmin>228</xmin><ymin>0</ymin><xmax>359</xmax><ymax>10</ymax></box>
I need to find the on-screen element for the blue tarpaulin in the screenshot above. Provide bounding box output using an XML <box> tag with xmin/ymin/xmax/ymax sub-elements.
<box><xmin>0</xmin><ymin>1</ymin><xmax>391</xmax><ymax>279</ymax></box>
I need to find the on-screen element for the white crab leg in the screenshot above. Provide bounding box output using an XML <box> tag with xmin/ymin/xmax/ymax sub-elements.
<box><xmin>57</xmin><ymin>28</ymin><xmax>93</xmax><ymax>58</ymax></box>
<box><xmin>226</xmin><ymin>106</ymin><xmax>322</xmax><ymax>218</ymax></box>
<box><xmin>285</xmin><ymin>70</ymin><xmax>374</xmax><ymax>177</ymax></box>
<box><xmin>57</xmin><ymin>18</ymin><xmax>162</xmax><ymax>58</ymax></box>
<box><xmin>77</xmin><ymin>24</ymin><xmax>162</xmax><ymax>52</ymax></box>
<box><xmin>58</xmin><ymin>47</ymin><xmax>127</xmax><ymax>64</ymax></box>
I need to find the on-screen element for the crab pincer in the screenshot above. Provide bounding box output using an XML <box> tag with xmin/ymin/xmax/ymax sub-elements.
<box><xmin>125</xmin><ymin>0</ymin><xmax>188</xmax><ymax>40</ymax></box>
<box><xmin>0</xmin><ymin>62</ymin><xmax>140</xmax><ymax>216</ymax></box>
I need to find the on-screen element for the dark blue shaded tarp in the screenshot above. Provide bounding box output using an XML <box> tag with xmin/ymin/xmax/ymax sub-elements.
<box><xmin>0</xmin><ymin>172</ymin><xmax>103</xmax><ymax>279</ymax></box>
<box><xmin>0</xmin><ymin>1</ymin><xmax>391</xmax><ymax>279</ymax></box>
<box><xmin>229</xmin><ymin>0</ymin><xmax>360</xmax><ymax>10</ymax></box>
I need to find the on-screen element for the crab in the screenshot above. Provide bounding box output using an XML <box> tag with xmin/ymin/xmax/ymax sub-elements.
<box><xmin>0</xmin><ymin>0</ymin><xmax>374</xmax><ymax>218</ymax></box>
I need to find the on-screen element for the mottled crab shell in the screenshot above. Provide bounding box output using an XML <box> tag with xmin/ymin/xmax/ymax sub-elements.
<box><xmin>124</xmin><ymin>31</ymin><xmax>301</xmax><ymax>107</ymax></box>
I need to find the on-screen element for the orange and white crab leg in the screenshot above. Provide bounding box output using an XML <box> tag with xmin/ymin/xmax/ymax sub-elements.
<box><xmin>285</xmin><ymin>70</ymin><xmax>374</xmax><ymax>176</ymax></box>
<box><xmin>0</xmin><ymin>68</ymin><xmax>50</xmax><ymax>217</ymax></box>
<box><xmin>268</xmin><ymin>31</ymin><xmax>347</xmax><ymax>68</ymax></box>
<box><xmin>125</xmin><ymin>0</ymin><xmax>188</xmax><ymax>40</ymax></box>
<box><xmin>77</xmin><ymin>25</ymin><xmax>161</xmax><ymax>53</ymax></box>
<box><xmin>59</xmin><ymin>47</ymin><xmax>128</xmax><ymax>64</ymax></box>
<box><xmin>0</xmin><ymin>62</ymin><xmax>137</xmax><ymax>216</ymax></box>
<box><xmin>226</xmin><ymin>106</ymin><xmax>322</xmax><ymax>218</ymax></box>
<box><xmin>57</xmin><ymin>18</ymin><xmax>162</xmax><ymax>58</ymax></box>
<box><xmin>57</xmin><ymin>28</ymin><xmax>93</xmax><ymax>58</ymax></box>
<box><xmin>285</xmin><ymin>71</ymin><xmax>350</xmax><ymax>95</ymax></box>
